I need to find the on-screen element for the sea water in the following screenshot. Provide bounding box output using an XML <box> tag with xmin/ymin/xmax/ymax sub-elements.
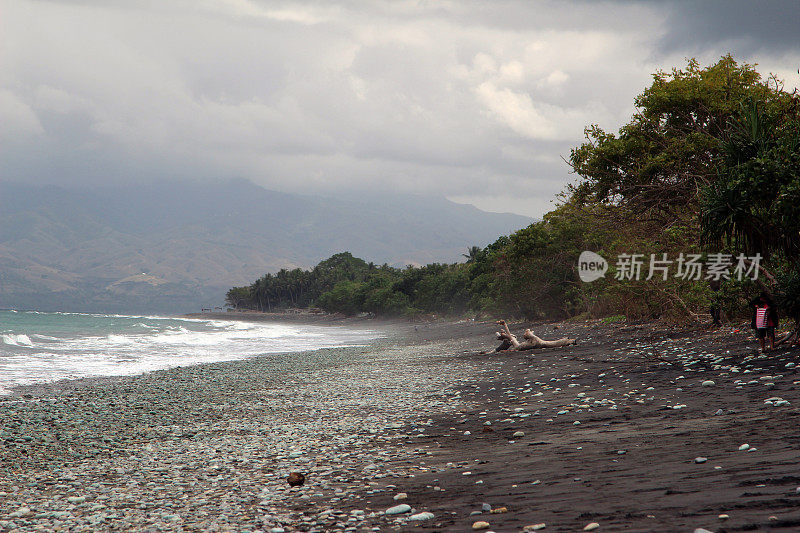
<box><xmin>0</xmin><ymin>310</ymin><xmax>380</xmax><ymax>394</ymax></box>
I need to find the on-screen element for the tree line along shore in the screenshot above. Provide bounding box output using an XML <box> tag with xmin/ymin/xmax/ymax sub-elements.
<box><xmin>227</xmin><ymin>56</ymin><xmax>800</xmax><ymax>337</ymax></box>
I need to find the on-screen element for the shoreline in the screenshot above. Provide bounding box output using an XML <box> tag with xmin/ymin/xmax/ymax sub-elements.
<box><xmin>183</xmin><ymin>310</ymin><xmax>408</xmax><ymax>327</ymax></box>
<box><xmin>3</xmin><ymin>319</ymin><xmax>800</xmax><ymax>531</ymax></box>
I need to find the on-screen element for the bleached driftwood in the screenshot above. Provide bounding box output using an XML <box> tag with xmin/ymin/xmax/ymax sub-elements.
<box><xmin>487</xmin><ymin>319</ymin><xmax>576</xmax><ymax>353</ymax></box>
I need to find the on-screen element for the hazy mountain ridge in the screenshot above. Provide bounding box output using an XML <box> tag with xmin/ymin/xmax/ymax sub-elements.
<box><xmin>0</xmin><ymin>180</ymin><xmax>532</xmax><ymax>313</ymax></box>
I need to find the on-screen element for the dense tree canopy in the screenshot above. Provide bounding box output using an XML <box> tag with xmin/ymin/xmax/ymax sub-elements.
<box><xmin>569</xmin><ymin>56</ymin><xmax>793</xmax><ymax>222</ymax></box>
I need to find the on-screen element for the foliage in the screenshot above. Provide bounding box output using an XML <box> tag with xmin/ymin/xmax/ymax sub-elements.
<box><xmin>569</xmin><ymin>56</ymin><xmax>790</xmax><ymax>222</ymax></box>
<box><xmin>776</xmin><ymin>267</ymin><xmax>800</xmax><ymax>324</ymax></box>
<box><xmin>701</xmin><ymin>98</ymin><xmax>800</xmax><ymax>261</ymax></box>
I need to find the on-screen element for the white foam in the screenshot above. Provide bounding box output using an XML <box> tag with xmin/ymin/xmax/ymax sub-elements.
<box><xmin>0</xmin><ymin>314</ymin><xmax>382</xmax><ymax>394</ymax></box>
<box><xmin>31</xmin><ymin>334</ymin><xmax>62</xmax><ymax>341</ymax></box>
<box><xmin>106</xmin><ymin>334</ymin><xmax>137</xmax><ymax>345</ymax></box>
<box><xmin>2</xmin><ymin>334</ymin><xmax>33</xmax><ymax>347</ymax></box>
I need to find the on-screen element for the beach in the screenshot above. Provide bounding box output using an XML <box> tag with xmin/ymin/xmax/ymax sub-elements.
<box><xmin>2</xmin><ymin>318</ymin><xmax>800</xmax><ymax>532</ymax></box>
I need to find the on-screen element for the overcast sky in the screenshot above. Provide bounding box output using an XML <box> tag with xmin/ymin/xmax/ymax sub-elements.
<box><xmin>2</xmin><ymin>1</ymin><xmax>799</xmax><ymax>218</ymax></box>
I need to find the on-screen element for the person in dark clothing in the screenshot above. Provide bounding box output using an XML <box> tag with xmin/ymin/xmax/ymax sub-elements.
<box><xmin>709</xmin><ymin>279</ymin><xmax>722</xmax><ymax>327</ymax></box>
<box><xmin>750</xmin><ymin>292</ymin><xmax>779</xmax><ymax>352</ymax></box>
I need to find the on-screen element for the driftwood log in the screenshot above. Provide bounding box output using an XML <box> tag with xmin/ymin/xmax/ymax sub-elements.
<box><xmin>485</xmin><ymin>320</ymin><xmax>576</xmax><ymax>353</ymax></box>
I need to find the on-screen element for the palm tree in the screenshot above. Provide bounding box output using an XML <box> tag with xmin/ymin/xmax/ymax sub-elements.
<box><xmin>700</xmin><ymin>100</ymin><xmax>777</xmax><ymax>258</ymax></box>
<box><xmin>462</xmin><ymin>245</ymin><xmax>484</xmax><ymax>263</ymax></box>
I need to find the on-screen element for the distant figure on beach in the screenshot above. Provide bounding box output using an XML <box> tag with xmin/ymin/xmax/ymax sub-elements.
<box><xmin>750</xmin><ymin>292</ymin><xmax>778</xmax><ymax>352</ymax></box>
<box><xmin>709</xmin><ymin>279</ymin><xmax>722</xmax><ymax>327</ymax></box>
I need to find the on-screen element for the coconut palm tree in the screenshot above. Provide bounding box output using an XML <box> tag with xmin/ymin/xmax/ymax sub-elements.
<box><xmin>462</xmin><ymin>245</ymin><xmax>484</xmax><ymax>263</ymax></box>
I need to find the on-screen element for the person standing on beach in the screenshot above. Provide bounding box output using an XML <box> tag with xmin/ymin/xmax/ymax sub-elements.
<box><xmin>750</xmin><ymin>292</ymin><xmax>779</xmax><ymax>352</ymax></box>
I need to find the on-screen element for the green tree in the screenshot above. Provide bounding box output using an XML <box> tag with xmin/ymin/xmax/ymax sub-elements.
<box><xmin>225</xmin><ymin>286</ymin><xmax>251</xmax><ymax>309</ymax></box>
<box><xmin>462</xmin><ymin>246</ymin><xmax>485</xmax><ymax>263</ymax></box>
<box><xmin>317</xmin><ymin>281</ymin><xmax>367</xmax><ymax>315</ymax></box>
<box><xmin>569</xmin><ymin>56</ymin><xmax>788</xmax><ymax>222</ymax></box>
<box><xmin>701</xmin><ymin>98</ymin><xmax>800</xmax><ymax>261</ymax></box>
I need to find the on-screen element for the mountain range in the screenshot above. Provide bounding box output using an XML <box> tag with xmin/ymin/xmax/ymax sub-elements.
<box><xmin>0</xmin><ymin>179</ymin><xmax>532</xmax><ymax>314</ymax></box>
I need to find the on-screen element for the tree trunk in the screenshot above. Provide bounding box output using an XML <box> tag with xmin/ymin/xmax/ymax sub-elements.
<box><xmin>489</xmin><ymin>320</ymin><xmax>576</xmax><ymax>352</ymax></box>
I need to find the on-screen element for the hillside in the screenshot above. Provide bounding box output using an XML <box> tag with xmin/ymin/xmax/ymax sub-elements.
<box><xmin>0</xmin><ymin>180</ymin><xmax>531</xmax><ymax>314</ymax></box>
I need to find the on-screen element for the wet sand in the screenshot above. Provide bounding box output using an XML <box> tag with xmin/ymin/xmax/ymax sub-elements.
<box><xmin>2</xmin><ymin>318</ymin><xmax>800</xmax><ymax>532</ymax></box>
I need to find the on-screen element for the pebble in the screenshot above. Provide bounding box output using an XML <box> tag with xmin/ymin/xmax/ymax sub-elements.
<box><xmin>408</xmin><ymin>511</ymin><xmax>434</xmax><ymax>521</ymax></box>
<box><xmin>739</xmin><ymin>444</ymin><xmax>750</xmax><ymax>451</ymax></box>
<box><xmin>8</xmin><ymin>507</ymin><xmax>31</xmax><ymax>518</ymax></box>
<box><xmin>583</xmin><ymin>522</ymin><xmax>600</xmax><ymax>531</ymax></box>
<box><xmin>513</xmin><ymin>431</ymin><xmax>525</xmax><ymax>438</ymax></box>
<box><xmin>701</xmin><ymin>380</ymin><xmax>715</xmax><ymax>387</ymax></box>
<box><xmin>472</xmin><ymin>521</ymin><xmax>491</xmax><ymax>530</ymax></box>
<box><xmin>385</xmin><ymin>504</ymin><xmax>411</xmax><ymax>515</ymax></box>
<box><xmin>482</xmin><ymin>503</ymin><xmax>492</xmax><ymax>511</ymax></box>
<box><xmin>694</xmin><ymin>529</ymin><xmax>714</xmax><ymax>533</ymax></box>
<box><xmin>524</xmin><ymin>524</ymin><xmax>547</xmax><ymax>531</ymax></box>
<box><xmin>694</xmin><ymin>457</ymin><xmax>708</xmax><ymax>464</ymax></box>
<box><xmin>393</xmin><ymin>492</ymin><xmax>407</xmax><ymax>500</ymax></box>
<box><xmin>718</xmin><ymin>514</ymin><xmax>729</xmax><ymax>519</ymax></box>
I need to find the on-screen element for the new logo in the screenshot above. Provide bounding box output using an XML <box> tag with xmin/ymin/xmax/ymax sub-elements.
<box><xmin>578</xmin><ymin>251</ymin><xmax>608</xmax><ymax>282</ymax></box>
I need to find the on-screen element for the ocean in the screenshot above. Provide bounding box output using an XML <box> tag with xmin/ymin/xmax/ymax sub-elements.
<box><xmin>0</xmin><ymin>309</ymin><xmax>380</xmax><ymax>395</ymax></box>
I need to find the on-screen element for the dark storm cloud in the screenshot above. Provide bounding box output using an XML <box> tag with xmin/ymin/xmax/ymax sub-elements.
<box><xmin>655</xmin><ymin>0</ymin><xmax>800</xmax><ymax>56</ymax></box>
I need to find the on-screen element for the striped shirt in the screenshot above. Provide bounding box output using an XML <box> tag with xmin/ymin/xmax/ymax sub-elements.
<box><xmin>756</xmin><ymin>307</ymin><xmax>768</xmax><ymax>329</ymax></box>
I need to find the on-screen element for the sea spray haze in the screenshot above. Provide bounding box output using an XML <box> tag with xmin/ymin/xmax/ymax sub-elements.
<box><xmin>0</xmin><ymin>310</ymin><xmax>380</xmax><ymax>394</ymax></box>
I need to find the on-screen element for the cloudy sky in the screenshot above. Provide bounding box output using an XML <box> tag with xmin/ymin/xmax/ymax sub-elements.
<box><xmin>2</xmin><ymin>1</ymin><xmax>799</xmax><ymax>217</ymax></box>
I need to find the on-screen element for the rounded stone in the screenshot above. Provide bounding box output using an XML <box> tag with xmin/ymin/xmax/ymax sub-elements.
<box><xmin>385</xmin><ymin>504</ymin><xmax>411</xmax><ymax>515</ymax></box>
<box><xmin>524</xmin><ymin>525</ymin><xmax>547</xmax><ymax>531</ymax></box>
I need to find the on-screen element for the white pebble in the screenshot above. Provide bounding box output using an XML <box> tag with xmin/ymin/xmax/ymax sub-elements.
<box><xmin>385</xmin><ymin>504</ymin><xmax>411</xmax><ymax>515</ymax></box>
